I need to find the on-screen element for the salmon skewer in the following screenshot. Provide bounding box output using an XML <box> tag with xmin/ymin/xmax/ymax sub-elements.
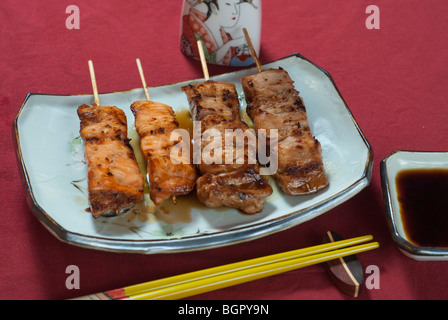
<box><xmin>241</xmin><ymin>30</ymin><xmax>328</xmax><ymax>195</ymax></box>
<box><xmin>182</xmin><ymin>42</ymin><xmax>272</xmax><ymax>214</ymax></box>
<box><xmin>131</xmin><ymin>59</ymin><xmax>196</xmax><ymax>206</ymax></box>
<box><xmin>130</xmin><ymin>100</ymin><xmax>197</xmax><ymax>206</ymax></box>
<box><xmin>77</xmin><ymin>104</ymin><xmax>144</xmax><ymax>218</ymax></box>
<box><xmin>77</xmin><ymin>61</ymin><xmax>144</xmax><ymax>218</ymax></box>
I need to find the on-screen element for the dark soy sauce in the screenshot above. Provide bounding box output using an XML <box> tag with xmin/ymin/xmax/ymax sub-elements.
<box><xmin>396</xmin><ymin>169</ymin><xmax>448</xmax><ymax>247</ymax></box>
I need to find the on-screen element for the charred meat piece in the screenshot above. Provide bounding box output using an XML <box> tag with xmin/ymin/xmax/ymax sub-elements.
<box><xmin>241</xmin><ymin>69</ymin><xmax>329</xmax><ymax>195</ymax></box>
<box><xmin>131</xmin><ymin>100</ymin><xmax>197</xmax><ymax>205</ymax></box>
<box><xmin>77</xmin><ymin>104</ymin><xmax>144</xmax><ymax>218</ymax></box>
<box><xmin>182</xmin><ymin>80</ymin><xmax>272</xmax><ymax>214</ymax></box>
<box><xmin>196</xmin><ymin>167</ymin><xmax>272</xmax><ymax>214</ymax></box>
<box><xmin>182</xmin><ymin>80</ymin><xmax>241</xmax><ymax>121</ymax></box>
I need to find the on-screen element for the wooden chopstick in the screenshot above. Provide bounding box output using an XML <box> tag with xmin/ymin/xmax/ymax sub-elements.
<box><xmin>73</xmin><ymin>235</ymin><xmax>378</xmax><ymax>300</ymax></box>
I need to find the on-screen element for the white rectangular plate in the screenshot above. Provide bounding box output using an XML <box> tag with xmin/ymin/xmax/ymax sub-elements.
<box><xmin>14</xmin><ymin>54</ymin><xmax>373</xmax><ymax>254</ymax></box>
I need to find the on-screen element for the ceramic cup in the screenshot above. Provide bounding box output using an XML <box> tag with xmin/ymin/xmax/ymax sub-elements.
<box><xmin>180</xmin><ymin>0</ymin><xmax>262</xmax><ymax>67</ymax></box>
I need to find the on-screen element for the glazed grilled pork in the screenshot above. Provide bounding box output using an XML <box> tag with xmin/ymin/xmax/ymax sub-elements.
<box><xmin>131</xmin><ymin>100</ymin><xmax>197</xmax><ymax>206</ymax></box>
<box><xmin>77</xmin><ymin>104</ymin><xmax>144</xmax><ymax>218</ymax></box>
<box><xmin>241</xmin><ymin>68</ymin><xmax>329</xmax><ymax>195</ymax></box>
<box><xmin>182</xmin><ymin>80</ymin><xmax>273</xmax><ymax>214</ymax></box>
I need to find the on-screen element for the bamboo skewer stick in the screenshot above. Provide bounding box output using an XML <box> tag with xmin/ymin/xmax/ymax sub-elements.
<box><xmin>136</xmin><ymin>58</ymin><xmax>151</xmax><ymax>101</ymax></box>
<box><xmin>197</xmin><ymin>40</ymin><xmax>210</xmax><ymax>81</ymax></box>
<box><xmin>243</xmin><ymin>28</ymin><xmax>263</xmax><ymax>73</ymax></box>
<box><xmin>88</xmin><ymin>60</ymin><xmax>100</xmax><ymax>106</ymax></box>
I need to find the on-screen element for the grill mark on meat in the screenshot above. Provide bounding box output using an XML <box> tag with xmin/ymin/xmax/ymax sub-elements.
<box><xmin>131</xmin><ymin>100</ymin><xmax>197</xmax><ymax>206</ymax></box>
<box><xmin>77</xmin><ymin>104</ymin><xmax>144</xmax><ymax>218</ymax></box>
<box><xmin>182</xmin><ymin>80</ymin><xmax>272</xmax><ymax>214</ymax></box>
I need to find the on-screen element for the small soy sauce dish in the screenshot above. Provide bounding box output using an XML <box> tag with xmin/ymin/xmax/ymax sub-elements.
<box><xmin>381</xmin><ymin>150</ymin><xmax>448</xmax><ymax>261</ymax></box>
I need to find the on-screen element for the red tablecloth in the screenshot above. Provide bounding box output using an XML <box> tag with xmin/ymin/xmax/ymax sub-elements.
<box><xmin>1</xmin><ymin>0</ymin><xmax>448</xmax><ymax>300</ymax></box>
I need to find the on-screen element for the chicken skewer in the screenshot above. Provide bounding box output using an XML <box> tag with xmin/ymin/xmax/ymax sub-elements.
<box><xmin>241</xmin><ymin>30</ymin><xmax>329</xmax><ymax>195</ymax></box>
<box><xmin>130</xmin><ymin>59</ymin><xmax>197</xmax><ymax>206</ymax></box>
<box><xmin>77</xmin><ymin>61</ymin><xmax>144</xmax><ymax>218</ymax></box>
<box><xmin>181</xmin><ymin>41</ymin><xmax>272</xmax><ymax>214</ymax></box>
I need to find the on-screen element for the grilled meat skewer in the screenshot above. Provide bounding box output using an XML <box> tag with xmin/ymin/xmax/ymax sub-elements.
<box><xmin>77</xmin><ymin>104</ymin><xmax>144</xmax><ymax>218</ymax></box>
<box><xmin>182</xmin><ymin>80</ymin><xmax>272</xmax><ymax>214</ymax></box>
<box><xmin>241</xmin><ymin>68</ymin><xmax>329</xmax><ymax>195</ymax></box>
<box><xmin>131</xmin><ymin>100</ymin><xmax>197</xmax><ymax>206</ymax></box>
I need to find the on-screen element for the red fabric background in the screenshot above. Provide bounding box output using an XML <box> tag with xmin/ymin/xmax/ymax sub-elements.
<box><xmin>1</xmin><ymin>0</ymin><xmax>448</xmax><ymax>300</ymax></box>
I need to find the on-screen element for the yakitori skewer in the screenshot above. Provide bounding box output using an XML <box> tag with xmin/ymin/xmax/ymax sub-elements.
<box><xmin>77</xmin><ymin>61</ymin><xmax>144</xmax><ymax>218</ymax></box>
<box><xmin>181</xmin><ymin>41</ymin><xmax>272</xmax><ymax>214</ymax></box>
<box><xmin>241</xmin><ymin>30</ymin><xmax>329</xmax><ymax>195</ymax></box>
<box><xmin>130</xmin><ymin>59</ymin><xmax>197</xmax><ymax>206</ymax></box>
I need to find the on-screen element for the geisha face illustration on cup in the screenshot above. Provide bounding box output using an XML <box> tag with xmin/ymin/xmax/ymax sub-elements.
<box><xmin>181</xmin><ymin>0</ymin><xmax>261</xmax><ymax>67</ymax></box>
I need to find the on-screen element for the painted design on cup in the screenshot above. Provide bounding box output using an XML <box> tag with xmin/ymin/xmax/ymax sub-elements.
<box><xmin>180</xmin><ymin>0</ymin><xmax>261</xmax><ymax>67</ymax></box>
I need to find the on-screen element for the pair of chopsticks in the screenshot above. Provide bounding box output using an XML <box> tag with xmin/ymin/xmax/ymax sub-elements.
<box><xmin>73</xmin><ymin>235</ymin><xmax>378</xmax><ymax>300</ymax></box>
